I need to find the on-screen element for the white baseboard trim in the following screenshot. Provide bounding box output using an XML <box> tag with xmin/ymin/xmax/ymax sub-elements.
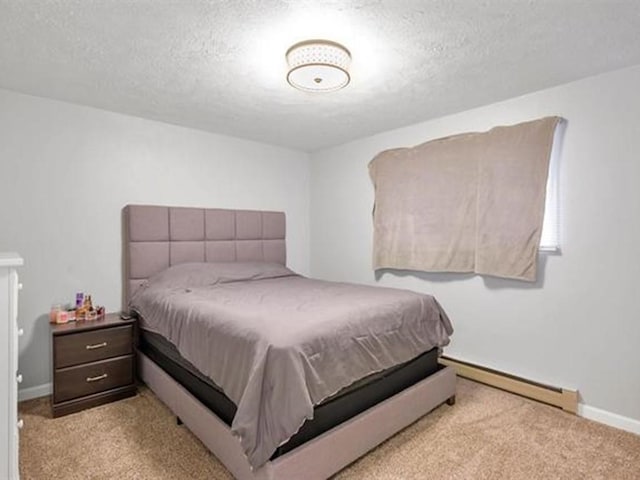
<box><xmin>18</xmin><ymin>382</ymin><xmax>52</xmax><ymax>402</ymax></box>
<box><xmin>18</xmin><ymin>383</ymin><xmax>639</xmax><ymax>437</ymax></box>
<box><xmin>579</xmin><ymin>403</ymin><xmax>640</xmax><ymax>436</ymax></box>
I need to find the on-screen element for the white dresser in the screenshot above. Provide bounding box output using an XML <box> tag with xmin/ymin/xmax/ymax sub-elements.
<box><xmin>0</xmin><ymin>253</ymin><xmax>23</xmax><ymax>480</ymax></box>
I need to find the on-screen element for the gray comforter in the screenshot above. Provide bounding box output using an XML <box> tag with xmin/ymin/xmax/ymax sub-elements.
<box><xmin>130</xmin><ymin>262</ymin><xmax>453</xmax><ymax>468</ymax></box>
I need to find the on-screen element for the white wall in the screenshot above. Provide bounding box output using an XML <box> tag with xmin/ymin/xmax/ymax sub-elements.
<box><xmin>310</xmin><ymin>65</ymin><xmax>640</xmax><ymax>424</ymax></box>
<box><xmin>0</xmin><ymin>89</ymin><xmax>311</xmax><ymax>393</ymax></box>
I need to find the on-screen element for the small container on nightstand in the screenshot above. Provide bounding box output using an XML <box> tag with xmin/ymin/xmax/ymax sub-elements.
<box><xmin>51</xmin><ymin>313</ymin><xmax>137</xmax><ymax>417</ymax></box>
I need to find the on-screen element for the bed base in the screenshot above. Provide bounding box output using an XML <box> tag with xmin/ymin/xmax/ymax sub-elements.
<box><xmin>138</xmin><ymin>351</ymin><xmax>456</xmax><ymax>480</ymax></box>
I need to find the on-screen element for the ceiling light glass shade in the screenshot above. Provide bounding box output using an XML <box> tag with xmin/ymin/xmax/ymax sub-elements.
<box><xmin>286</xmin><ymin>40</ymin><xmax>351</xmax><ymax>92</ymax></box>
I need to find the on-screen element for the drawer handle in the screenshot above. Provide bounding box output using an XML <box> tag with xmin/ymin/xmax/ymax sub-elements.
<box><xmin>17</xmin><ymin>419</ymin><xmax>24</xmax><ymax>430</ymax></box>
<box><xmin>86</xmin><ymin>342</ymin><xmax>108</xmax><ymax>350</ymax></box>
<box><xmin>86</xmin><ymin>373</ymin><xmax>108</xmax><ymax>383</ymax></box>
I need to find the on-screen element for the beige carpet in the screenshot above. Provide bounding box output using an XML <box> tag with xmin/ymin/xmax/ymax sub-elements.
<box><xmin>19</xmin><ymin>379</ymin><xmax>640</xmax><ymax>479</ymax></box>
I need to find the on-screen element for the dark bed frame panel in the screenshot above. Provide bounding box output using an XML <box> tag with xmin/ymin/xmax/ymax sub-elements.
<box><xmin>124</xmin><ymin>204</ymin><xmax>456</xmax><ymax>479</ymax></box>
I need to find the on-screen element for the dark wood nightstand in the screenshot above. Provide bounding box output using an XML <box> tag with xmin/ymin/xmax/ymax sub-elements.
<box><xmin>51</xmin><ymin>313</ymin><xmax>137</xmax><ymax>417</ymax></box>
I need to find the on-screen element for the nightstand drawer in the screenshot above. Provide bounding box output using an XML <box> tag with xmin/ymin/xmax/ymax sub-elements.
<box><xmin>54</xmin><ymin>355</ymin><xmax>134</xmax><ymax>403</ymax></box>
<box><xmin>54</xmin><ymin>325</ymin><xmax>133</xmax><ymax>368</ymax></box>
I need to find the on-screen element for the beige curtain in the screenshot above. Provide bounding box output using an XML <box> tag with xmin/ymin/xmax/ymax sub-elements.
<box><xmin>369</xmin><ymin>116</ymin><xmax>560</xmax><ymax>281</ymax></box>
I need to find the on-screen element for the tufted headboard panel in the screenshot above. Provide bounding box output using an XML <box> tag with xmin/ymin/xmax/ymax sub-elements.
<box><xmin>123</xmin><ymin>205</ymin><xmax>286</xmax><ymax>308</ymax></box>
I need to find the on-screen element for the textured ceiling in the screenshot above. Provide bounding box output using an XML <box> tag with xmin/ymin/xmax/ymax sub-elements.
<box><xmin>1</xmin><ymin>1</ymin><xmax>640</xmax><ymax>151</ymax></box>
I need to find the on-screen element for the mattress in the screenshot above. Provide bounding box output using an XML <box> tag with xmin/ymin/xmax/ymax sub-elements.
<box><xmin>138</xmin><ymin>328</ymin><xmax>441</xmax><ymax>458</ymax></box>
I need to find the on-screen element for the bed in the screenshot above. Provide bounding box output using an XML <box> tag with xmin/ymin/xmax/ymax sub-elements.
<box><xmin>124</xmin><ymin>204</ymin><xmax>456</xmax><ymax>480</ymax></box>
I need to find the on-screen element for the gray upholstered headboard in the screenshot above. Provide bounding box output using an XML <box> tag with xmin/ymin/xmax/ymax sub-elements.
<box><xmin>123</xmin><ymin>205</ymin><xmax>286</xmax><ymax>308</ymax></box>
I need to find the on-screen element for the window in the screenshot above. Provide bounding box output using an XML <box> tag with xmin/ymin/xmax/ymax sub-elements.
<box><xmin>540</xmin><ymin>124</ymin><xmax>563</xmax><ymax>251</ymax></box>
<box><xmin>370</xmin><ymin>116</ymin><xmax>560</xmax><ymax>281</ymax></box>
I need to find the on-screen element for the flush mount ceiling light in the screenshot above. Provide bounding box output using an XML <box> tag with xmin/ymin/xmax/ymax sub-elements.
<box><xmin>286</xmin><ymin>40</ymin><xmax>351</xmax><ymax>92</ymax></box>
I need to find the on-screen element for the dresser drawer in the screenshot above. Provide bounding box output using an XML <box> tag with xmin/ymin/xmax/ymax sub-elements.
<box><xmin>54</xmin><ymin>325</ymin><xmax>133</xmax><ymax>368</ymax></box>
<box><xmin>54</xmin><ymin>355</ymin><xmax>134</xmax><ymax>403</ymax></box>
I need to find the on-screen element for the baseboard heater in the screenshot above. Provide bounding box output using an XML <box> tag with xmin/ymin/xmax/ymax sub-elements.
<box><xmin>438</xmin><ymin>356</ymin><xmax>578</xmax><ymax>414</ymax></box>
